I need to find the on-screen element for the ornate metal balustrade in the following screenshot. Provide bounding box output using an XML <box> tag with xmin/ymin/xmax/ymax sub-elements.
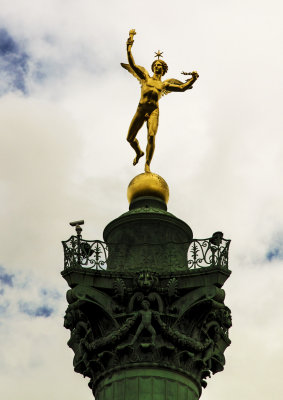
<box><xmin>62</xmin><ymin>232</ymin><xmax>230</xmax><ymax>271</ymax></box>
<box><xmin>62</xmin><ymin>237</ymin><xmax>108</xmax><ymax>270</ymax></box>
<box><xmin>188</xmin><ymin>232</ymin><xmax>230</xmax><ymax>269</ymax></box>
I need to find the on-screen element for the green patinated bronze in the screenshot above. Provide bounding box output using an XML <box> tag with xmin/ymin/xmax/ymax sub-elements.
<box><xmin>62</xmin><ymin>197</ymin><xmax>232</xmax><ymax>399</ymax></box>
<box><xmin>104</xmin><ymin>197</ymin><xmax>193</xmax><ymax>272</ymax></box>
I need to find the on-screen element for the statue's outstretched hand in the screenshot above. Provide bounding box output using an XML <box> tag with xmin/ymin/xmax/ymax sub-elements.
<box><xmin>191</xmin><ymin>71</ymin><xmax>199</xmax><ymax>79</ymax></box>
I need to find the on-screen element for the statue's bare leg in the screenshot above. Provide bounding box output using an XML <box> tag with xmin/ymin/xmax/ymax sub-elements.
<box><xmin>147</xmin><ymin>325</ymin><xmax>156</xmax><ymax>345</ymax></box>
<box><xmin>145</xmin><ymin>108</ymin><xmax>159</xmax><ymax>172</ymax></box>
<box><xmin>130</xmin><ymin>323</ymin><xmax>144</xmax><ymax>344</ymax></box>
<box><xmin>127</xmin><ymin>109</ymin><xmax>145</xmax><ymax>166</ymax></box>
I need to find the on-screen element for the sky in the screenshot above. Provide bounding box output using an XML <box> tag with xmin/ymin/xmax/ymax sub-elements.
<box><xmin>0</xmin><ymin>0</ymin><xmax>283</xmax><ymax>399</ymax></box>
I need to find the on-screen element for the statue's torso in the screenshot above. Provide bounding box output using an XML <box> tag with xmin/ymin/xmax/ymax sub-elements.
<box><xmin>140</xmin><ymin>77</ymin><xmax>164</xmax><ymax>106</ymax></box>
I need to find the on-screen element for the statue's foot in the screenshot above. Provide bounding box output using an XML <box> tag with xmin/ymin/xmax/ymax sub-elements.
<box><xmin>144</xmin><ymin>163</ymin><xmax>151</xmax><ymax>173</ymax></box>
<box><xmin>133</xmin><ymin>151</ymin><xmax>144</xmax><ymax>166</ymax></box>
<box><xmin>140</xmin><ymin>342</ymin><xmax>153</xmax><ymax>350</ymax></box>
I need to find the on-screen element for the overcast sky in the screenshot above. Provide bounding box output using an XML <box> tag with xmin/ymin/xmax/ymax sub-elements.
<box><xmin>0</xmin><ymin>1</ymin><xmax>283</xmax><ymax>399</ymax></box>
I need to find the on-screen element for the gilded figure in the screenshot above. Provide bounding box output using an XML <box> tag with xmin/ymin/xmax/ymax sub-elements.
<box><xmin>122</xmin><ymin>29</ymin><xmax>199</xmax><ymax>172</ymax></box>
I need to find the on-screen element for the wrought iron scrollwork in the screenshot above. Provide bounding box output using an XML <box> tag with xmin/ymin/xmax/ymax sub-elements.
<box><xmin>62</xmin><ymin>236</ymin><xmax>108</xmax><ymax>270</ymax></box>
<box><xmin>62</xmin><ymin>233</ymin><xmax>230</xmax><ymax>270</ymax></box>
<box><xmin>187</xmin><ymin>232</ymin><xmax>230</xmax><ymax>269</ymax></box>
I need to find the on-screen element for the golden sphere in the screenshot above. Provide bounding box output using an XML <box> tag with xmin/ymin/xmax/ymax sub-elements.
<box><xmin>127</xmin><ymin>172</ymin><xmax>169</xmax><ymax>204</ymax></box>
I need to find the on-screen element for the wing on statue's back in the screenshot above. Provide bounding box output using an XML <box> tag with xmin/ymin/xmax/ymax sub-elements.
<box><xmin>121</xmin><ymin>63</ymin><xmax>149</xmax><ymax>85</ymax></box>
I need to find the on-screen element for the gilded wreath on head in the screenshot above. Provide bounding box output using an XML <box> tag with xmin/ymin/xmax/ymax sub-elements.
<box><xmin>121</xmin><ymin>29</ymin><xmax>199</xmax><ymax>173</ymax></box>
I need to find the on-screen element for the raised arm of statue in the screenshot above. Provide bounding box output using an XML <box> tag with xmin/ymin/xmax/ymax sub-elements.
<box><xmin>126</xmin><ymin>29</ymin><xmax>146</xmax><ymax>81</ymax></box>
<box><xmin>164</xmin><ymin>71</ymin><xmax>199</xmax><ymax>93</ymax></box>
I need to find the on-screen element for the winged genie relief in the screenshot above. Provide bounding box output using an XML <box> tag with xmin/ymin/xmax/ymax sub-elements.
<box><xmin>121</xmin><ymin>29</ymin><xmax>199</xmax><ymax>172</ymax></box>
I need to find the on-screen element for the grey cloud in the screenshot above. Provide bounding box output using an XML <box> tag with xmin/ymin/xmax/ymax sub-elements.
<box><xmin>266</xmin><ymin>235</ymin><xmax>283</xmax><ymax>261</ymax></box>
<box><xmin>0</xmin><ymin>28</ymin><xmax>29</xmax><ymax>94</ymax></box>
<box><xmin>40</xmin><ymin>288</ymin><xmax>61</xmax><ymax>300</ymax></box>
<box><xmin>0</xmin><ymin>300</ymin><xmax>10</xmax><ymax>314</ymax></box>
<box><xmin>19</xmin><ymin>302</ymin><xmax>54</xmax><ymax>318</ymax></box>
<box><xmin>0</xmin><ymin>266</ymin><xmax>63</xmax><ymax>322</ymax></box>
<box><xmin>0</xmin><ymin>266</ymin><xmax>14</xmax><ymax>287</ymax></box>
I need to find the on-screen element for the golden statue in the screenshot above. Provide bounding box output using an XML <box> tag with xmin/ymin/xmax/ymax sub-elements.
<box><xmin>121</xmin><ymin>29</ymin><xmax>199</xmax><ymax>173</ymax></box>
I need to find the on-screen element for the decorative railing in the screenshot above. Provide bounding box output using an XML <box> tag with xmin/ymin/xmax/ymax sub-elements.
<box><xmin>62</xmin><ymin>237</ymin><xmax>108</xmax><ymax>270</ymax></box>
<box><xmin>187</xmin><ymin>232</ymin><xmax>230</xmax><ymax>269</ymax></box>
<box><xmin>62</xmin><ymin>231</ymin><xmax>230</xmax><ymax>271</ymax></box>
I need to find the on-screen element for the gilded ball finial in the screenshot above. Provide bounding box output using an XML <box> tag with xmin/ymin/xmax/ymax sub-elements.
<box><xmin>127</xmin><ymin>172</ymin><xmax>169</xmax><ymax>204</ymax></box>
